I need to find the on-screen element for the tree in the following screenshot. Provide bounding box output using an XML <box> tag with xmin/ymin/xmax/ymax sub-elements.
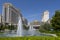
<box><xmin>8</xmin><ymin>25</ymin><xmax>15</xmax><ymax>30</ymax></box>
<box><xmin>39</xmin><ymin>22</ymin><xmax>51</xmax><ymax>33</ymax></box>
<box><xmin>51</xmin><ymin>10</ymin><xmax>60</xmax><ymax>30</ymax></box>
<box><xmin>0</xmin><ymin>24</ymin><xmax>5</xmax><ymax>31</ymax></box>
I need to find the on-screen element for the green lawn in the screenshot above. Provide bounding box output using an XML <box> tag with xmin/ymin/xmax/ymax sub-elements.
<box><xmin>0</xmin><ymin>36</ymin><xmax>60</xmax><ymax>40</ymax></box>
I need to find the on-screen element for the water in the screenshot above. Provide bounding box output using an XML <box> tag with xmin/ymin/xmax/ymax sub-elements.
<box><xmin>17</xmin><ymin>17</ymin><xmax>23</xmax><ymax>36</ymax></box>
<box><xmin>28</xmin><ymin>25</ymin><xmax>35</xmax><ymax>36</ymax></box>
<box><xmin>28</xmin><ymin>25</ymin><xmax>41</xmax><ymax>36</ymax></box>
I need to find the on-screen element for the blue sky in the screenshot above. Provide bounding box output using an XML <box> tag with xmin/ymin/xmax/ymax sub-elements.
<box><xmin>0</xmin><ymin>0</ymin><xmax>60</xmax><ymax>22</ymax></box>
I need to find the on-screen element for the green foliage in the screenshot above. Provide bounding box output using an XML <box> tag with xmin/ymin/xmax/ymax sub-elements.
<box><xmin>39</xmin><ymin>22</ymin><xmax>51</xmax><ymax>33</ymax></box>
<box><xmin>0</xmin><ymin>24</ymin><xmax>16</xmax><ymax>31</ymax></box>
<box><xmin>0</xmin><ymin>36</ymin><xmax>59</xmax><ymax>40</ymax></box>
<box><xmin>8</xmin><ymin>25</ymin><xmax>15</xmax><ymax>30</ymax></box>
<box><xmin>0</xmin><ymin>24</ymin><xmax>5</xmax><ymax>30</ymax></box>
<box><xmin>51</xmin><ymin>10</ymin><xmax>60</xmax><ymax>30</ymax></box>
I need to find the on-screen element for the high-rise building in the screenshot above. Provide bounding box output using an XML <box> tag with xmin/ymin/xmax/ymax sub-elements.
<box><xmin>41</xmin><ymin>10</ymin><xmax>49</xmax><ymax>22</ymax></box>
<box><xmin>2</xmin><ymin>3</ymin><xmax>22</xmax><ymax>26</ymax></box>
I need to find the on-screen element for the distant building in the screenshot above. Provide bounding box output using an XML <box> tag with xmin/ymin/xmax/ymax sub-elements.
<box><xmin>2</xmin><ymin>3</ymin><xmax>23</xmax><ymax>26</ymax></box>
<box><xmin>30</xmin><ymin>20</ymin><xmax>40</xmax><ymax>25</ymax></box>
<box><xmin>22</xmin><ymin>17</ymin><xmax>28</xmax><ymax>25</ymax></box>
<box><xmin>0</xmin><ymin>15</ymin><xmax>2</xmax><ymax>25</ymax></box>
<box><xmin>41</xmin><ymin>10</ymin><xmax>49</xmax><ymax>22</ymax></box>
<box><xmin>30</xmin><ymin>20</ymin><xmax>41</xmax><ymax>29</ymax></box>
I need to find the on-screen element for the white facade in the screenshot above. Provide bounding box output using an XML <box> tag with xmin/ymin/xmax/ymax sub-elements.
<box><xmin>2</xmin><ymin>3</ymin><xmax>22</xmax><ymax>25</ymax></box>
<box><xmin>42</xmin><ymin>10</ymin><xmax>49</xmax><ymax>22</ymax></box>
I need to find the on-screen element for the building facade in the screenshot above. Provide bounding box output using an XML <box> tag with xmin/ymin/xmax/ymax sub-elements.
<box><xmin>2</xmin><ymin>3</ymin><xmax>22</xmax><ymax>26</ymax></box>
<box><xmin>0</xmin><ymin>15</ymin><xmax>2</xmax><ymax>25</ymax></box>
<box><xmin>41</xmin><ymin>10</ymin><xmax>49</xmax><ymax>22</ymax></box>
<box><xmin>22</xmin><ymin>17</ymin><xmax>28</xmax><ymax>25</ymax></box>
<box><xmin>30</xmin><ymin>20</ymin><xmax>41</xmax><ymax>29</ymax></box>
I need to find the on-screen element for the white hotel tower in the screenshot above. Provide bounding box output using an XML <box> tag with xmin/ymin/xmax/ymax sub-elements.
<box><xmin>42</xmin><ymin>10</ymin><xmax>49</xmax><ymax>22</ymax></box>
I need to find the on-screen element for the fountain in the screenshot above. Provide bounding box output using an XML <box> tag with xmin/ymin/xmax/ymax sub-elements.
<box><xmin>0</xmin><ymin>16</ymin><xmax>57</xmax><ymax>37</ymax></box>
<box><xmin>17</xmin><ymin>16</ymin><xmax>23</xmax><ymax>36</ymax></box>
<box><xmin>28</xmin><ymin>25</ymin><xmax>36</xmax><ymax>36</ymax></box>
<box><xmin>3</xmin><ymin>16</ymin><xmax>24</xmax><ymax>37</ymax></box>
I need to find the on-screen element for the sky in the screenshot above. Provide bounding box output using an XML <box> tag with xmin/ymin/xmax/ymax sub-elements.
<box><xmin>0</xmin><ymin>0</ymin><xmax>60</xmax><ymax>22</ymax></box>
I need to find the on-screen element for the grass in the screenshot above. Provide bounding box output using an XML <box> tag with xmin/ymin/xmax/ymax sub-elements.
<box><xmin>0</xmin><ymin>36</ymin><xmax>60</xmax><ymax>40</ymax></box>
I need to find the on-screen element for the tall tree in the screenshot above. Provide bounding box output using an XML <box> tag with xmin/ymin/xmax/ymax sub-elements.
<box><xmin>51</xmin><ymin>10</ymin><xmax>60</xmax><ymax>30</ymax></box>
